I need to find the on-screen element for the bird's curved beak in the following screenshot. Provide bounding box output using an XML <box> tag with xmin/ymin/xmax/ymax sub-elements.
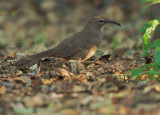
<box><xmin>106</xmin><ymin>20</ymin><xmax>121</xmax><ymax>26</ymax></box>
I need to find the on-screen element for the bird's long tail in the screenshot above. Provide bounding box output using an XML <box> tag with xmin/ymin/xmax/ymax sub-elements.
<box><xmin>14</xmin><ymin>48</ymin><xmax>57</xmax><ymax>66</ymax></box>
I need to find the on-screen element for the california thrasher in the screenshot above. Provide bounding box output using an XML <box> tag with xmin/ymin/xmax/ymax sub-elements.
<box><xmin>14</xmin><ymin>16</ymin><xmax>121</xmax><ymax>66</ymax></box>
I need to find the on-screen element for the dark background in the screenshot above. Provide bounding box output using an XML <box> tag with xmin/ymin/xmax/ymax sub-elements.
<box><xmin>0</xmin><ymin>0</ymin><xmax>160</xmax><ymax>55</ymax></box>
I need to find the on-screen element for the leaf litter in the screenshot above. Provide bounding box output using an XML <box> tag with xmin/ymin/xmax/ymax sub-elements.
<box><xmin>1</xmin><ymin>52</ymin><xmax>160</xmax><ymax>115</ymax></box>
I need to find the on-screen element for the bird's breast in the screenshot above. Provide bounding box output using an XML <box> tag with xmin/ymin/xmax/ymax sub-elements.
<box><xmin>81</xmin><ymin>45</ymin><xmax>97</xmax><ymax>61</ymax></box>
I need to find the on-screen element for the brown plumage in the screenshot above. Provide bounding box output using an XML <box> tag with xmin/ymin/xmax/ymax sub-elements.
<box><xmin>14</xmin><ymin>16</ymin><xmax>121</xmax><ymax>66</ymax></box>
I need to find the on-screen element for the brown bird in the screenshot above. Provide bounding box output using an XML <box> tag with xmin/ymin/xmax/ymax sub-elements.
<box><xmin>14</xmin><ymin>16</ymin><xmax>121</xmax><ymax>66</ymax></box>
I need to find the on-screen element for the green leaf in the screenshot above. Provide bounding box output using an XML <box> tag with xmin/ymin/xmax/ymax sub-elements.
<box><xmin>148</xmin><ymin>62</ymin><xmax>160</xmax><ymax>69</ymax></box>
<box><xmin>142</xmin><ymin>19</ymin><xmax>160</xmax><ymax>51</ymax></box>
<box><xmin>141</xmin><ymin>0</ymin><xmax>160</xmax><ymax>14</ymax></box>
<box><xmin>130</xmin><ymin>64</ymin><xmax>150</xmax><ymax>78</ymax></box>
<box><xmin>138</xmin><ymin>20</ymin><xmax>156</xmax><ymax>34</ymax></box>
<box><xmin>39</xmin><ymin>33</ymin><xmax>46</xmax><ymax>44</ymax></box>
<box><xmin>14</xmin><ymin>107</ymin><xmax>33</xmax><ymax>114</ymax></box>
<box><xmin>130</xmin><ymin>62</ymin><xmax>160</xmax><ymax>79</ymax></box>
<box><xmin>148</xmin><ymin>70</ymin><xmax>160</xmax><ymax>75</ymax></box>
<box><xmin>41</xmin><ymin>23</ymin><xmax>45</xmax><ymax>29</ymax></box>
<box><xmin>143</xmin><ymin>39</ymin><xmax>160</xmax><ymax>56</ymax></box>
<box><xmin>34</xmin><ymin>32</ymin><xmax>46</xmax><ymax>47</ymax></box>
<box><xmin>143</xmin><ymin>70</ymin><xmax>159</xmax><ymax>75</ymax></box>
<box><xmin>141</xmin><ymin>0</ymin><xmax>148</xmax><ymax>3</ymax></box>
<box><xmin>142</xmin><ymin>3</ymin><xmax>151</xmax><ymax>14</ymax></box>
<box><xmin>156</xmin><ymin>44</ymin><xmax>160</xmax><ymax>66</ymax></box>
<box><xmin>141</xmin><ymin>0</ymin><xmax>159</xmax><ymax>3</ymax></box>
<box><xmin>11</xmin><ymin>10</ymin><xmax>16</xmax><ymax>16</ymax></box>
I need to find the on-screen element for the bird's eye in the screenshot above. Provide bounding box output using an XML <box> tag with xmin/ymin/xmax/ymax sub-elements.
<box><xmin>99</xmin><ymin>20</ymin><xmax>103</xmax><ymax>23</ymax></box>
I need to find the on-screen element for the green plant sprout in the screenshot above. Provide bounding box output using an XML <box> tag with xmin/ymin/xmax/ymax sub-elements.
<box><xmin>34</xmin><ymin>32</ymin><xmax>46</xmax><ymax>47</ymax></box>
<box><xmin>34</xmin><ymin>23</ymin><xmax>46</xmax><ymax>47</ymax></box>
<box><xmin>130</xmin><ymin>0</ymin><xmax>160</xmax><ymax>79</ymax></box>
<box><xmin>141</xmin><ymin>0</ymin><xmax>160</xmax><ymax>14</ymax></box>
<box><xmin>138</xmin><ymin>19</ymin><xmax>160</xmax><ymax>52</ymax></box>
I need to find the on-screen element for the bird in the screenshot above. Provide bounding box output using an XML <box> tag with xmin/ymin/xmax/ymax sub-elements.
<box><xmin>14</xmin><ymin>16</ymin><xmax>121</xmax><ymax>66</ymax></box>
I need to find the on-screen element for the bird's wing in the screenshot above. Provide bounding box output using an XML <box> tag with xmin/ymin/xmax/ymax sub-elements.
<box><xmin>55</xmin><ymin>31</ymin><xmax>100</xmax><ymax>60</ymax></box>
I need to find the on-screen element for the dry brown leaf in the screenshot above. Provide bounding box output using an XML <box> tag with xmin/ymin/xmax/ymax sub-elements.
<box><xmin>97</xmin><ymin>106</ymin><xmax>108</xmax><ymax>115</ymax></box>
<box><xmin>12</xmin><ymin>77</ymin><xmax>26</xmax><ymax>83</ymax></box>
<box><xmin>24</xmin><ymin>94</ymin><xmax>45</xmax><ymax>108</ymax></box>
<box><xmin>41</xmin><ymin>79</ymin><xmax>52</xmax><ymax>85</ymax></box>
<box><xmin>140</xmin><ymin>75</ymin><xmax>149</xmax><ymax>80</ymax></box>
<box><xmin>15</xmin><ymin>70</ymin><xmax>23</xmax><ymax>76</ymax></box>
<box><xmin>5</xmin><ymin>52</ymin><xmax>15</xmax><ymax>58</ymax></box>
<box><xmin>55</xmin><ymin>109</ymin><xmax>78</xmax><ymax>115</ymax></box>
<box><xmin>87</xmin><ymin>63</ymin><xmax>95</xmax><ymax>69</ymax></box>
<box><xmin>58</xmin><ymin>68</ymin><xmax>72</xmax><ymax>78</ymax></box>
<box><xmin>0</xmin><ymin>85</ymin><xmax>6</xmax><ymax>94</ymax></box>
<box><xmin>155</xmin><ymin>85</ymin><xmax>160</xmax><ymax>92</ymax></box>
<box><xmin>73</xmin><ymin>85</ymin><xmax>86</xmax><ymax>92</ymax></box>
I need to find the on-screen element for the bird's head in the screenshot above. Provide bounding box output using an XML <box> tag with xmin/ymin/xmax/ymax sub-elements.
<box><xmin>84</xmin><ymin>16</ymin><xmax>121</xmax><ymax>33</ymax></box>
